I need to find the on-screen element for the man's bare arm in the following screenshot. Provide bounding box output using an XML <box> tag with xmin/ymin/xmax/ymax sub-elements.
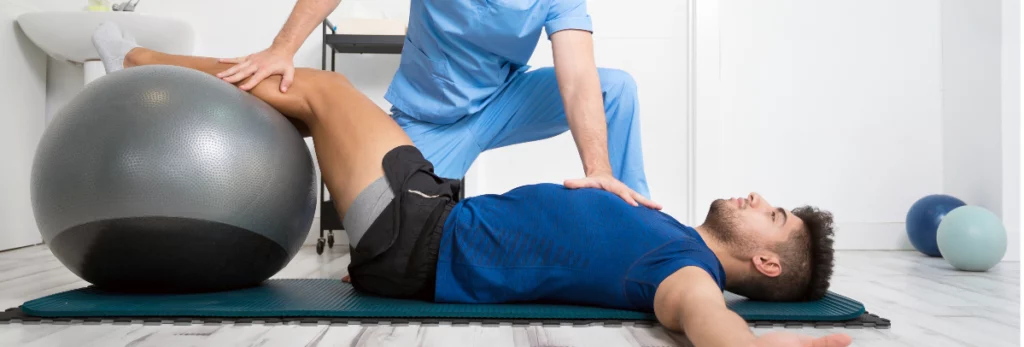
<box><xmin>655</xmin><ymin>267</ymin><xmax>755</xmax><ymax>346</ymax></box>
<box><xmin>654</xmin><ymin>267</ymin><xmax>852</xmax><ymax>347</ymax></box>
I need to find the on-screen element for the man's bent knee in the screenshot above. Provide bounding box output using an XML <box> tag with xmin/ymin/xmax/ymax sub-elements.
<box><xmin>294</xmin><ymin>68</ymin><xmax>355</xmax><ymax>92</ymax></box>
<box><xmin>293</xmin><ymin>68</ymin><xmax>358</xmax><ymax>106</ymax></box>
<box><xmin>240</xmin><ymin>69</ymin><xmax>353</xmax><ymax>123</ymax></box>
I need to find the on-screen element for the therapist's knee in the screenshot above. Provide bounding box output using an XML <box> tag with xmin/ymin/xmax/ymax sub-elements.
<box><xmin>598</xmin><ymin>68</ymin><xmax>638</xmax><ymax>100</ymax></box>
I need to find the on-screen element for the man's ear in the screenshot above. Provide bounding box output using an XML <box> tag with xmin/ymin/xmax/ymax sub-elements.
<box><xmin>751</xmin><ymin>253</ymin><xmax>782</xmax><ymax>278</ymax></box>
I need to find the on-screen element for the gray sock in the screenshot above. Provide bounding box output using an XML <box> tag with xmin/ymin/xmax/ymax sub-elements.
<box><xmin>92</xmin><ymin>22</ymin><xmax>139</xmax><ymax>73</ymax></box>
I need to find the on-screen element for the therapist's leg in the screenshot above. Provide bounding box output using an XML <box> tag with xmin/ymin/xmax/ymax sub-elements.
<box><xmin>392</xmin><ymin>110</ymin><xmax>482</xmax><ymax>180</ymax></box>
<box><xmin>471</xmin><ymin>67</ymin><xmax>650</xmax><ymax>198</ymax></box>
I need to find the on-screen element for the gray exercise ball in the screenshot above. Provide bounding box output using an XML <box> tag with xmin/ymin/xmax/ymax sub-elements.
<box><xmin>31</xmin><ymin>65</ymin><xmax>316</xmax><ymax>293</ymax></box>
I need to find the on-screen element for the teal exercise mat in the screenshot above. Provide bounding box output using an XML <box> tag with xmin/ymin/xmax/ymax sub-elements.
<box><xmin>20</xmin><ymin>279</ymin><xmax>865</xmax><ymax>322</ymax></box>
<box><xmin>723</xmin><ymin>291</ymin><xmax>864</xmax><ymax>321</ymax></box>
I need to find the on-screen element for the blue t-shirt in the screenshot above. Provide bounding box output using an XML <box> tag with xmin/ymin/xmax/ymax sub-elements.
<box><xmin>385</xmin><ymin>0</ymin><xmax>593</xmax><ymax>124</ymax></box>
<box><xmin>434</xmin><ymin>184</ymin><xmax>726</xmax><ymax>312</ymax></box>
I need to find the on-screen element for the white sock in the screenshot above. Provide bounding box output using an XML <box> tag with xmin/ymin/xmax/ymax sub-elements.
<box><xmin>92</xmin><ymin>22</ymin><xmax>139</xmax><ymax>73</ymax></box>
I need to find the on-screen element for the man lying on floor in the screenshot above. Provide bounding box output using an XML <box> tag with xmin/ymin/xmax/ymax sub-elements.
<box><xmin>95</xmin><ymin>23</ymin><xmax>850</xmax><ymax>347</ymax></box>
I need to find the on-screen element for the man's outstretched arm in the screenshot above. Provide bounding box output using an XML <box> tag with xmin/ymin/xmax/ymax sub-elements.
<box><xmin>654</xmin><ymin>267</ymin><xmax>852</xmax><ymax>347</ymax></box>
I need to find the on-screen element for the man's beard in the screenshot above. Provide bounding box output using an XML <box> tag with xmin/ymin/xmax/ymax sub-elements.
<box><xmin>703</xmin><ymin>200</ymin><xmax>741</xmax><ymax>243</ymax></box>
<box><xmin>702</xmin><ymin>200</ymin><xmax>756</xmax><ymax>255</ymax></box>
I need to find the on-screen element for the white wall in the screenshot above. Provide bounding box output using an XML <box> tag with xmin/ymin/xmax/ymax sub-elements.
<box><xmin>942</xmin><ymin>0</ymin><xmax>1020</xmax><ymax>261</ymax></box>
<box><xmin>701</xmin><ymin>0</ymin><xmax>1019</xmax><ymax>255</ymax></box>
<box><xmin>941</xmin><ymin>0</ymin><xmax>1003</xmax><ymax>226</ymax></box>
<box><xmin>1</xmin><ymin>0</ymin><xmax>47</xmax><ymax>250</ymax></box>
<box><xmin>702</xmin><ymin>0</ymin><xmax>944</xmax><ymax>250</ymax></box>
<box><xmin>1002</xmin><ymin>0</ymin><xmax>1020</xmax><ymax>261</ymax></box>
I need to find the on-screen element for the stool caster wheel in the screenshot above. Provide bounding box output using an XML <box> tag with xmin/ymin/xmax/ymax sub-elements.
<box><xmin>316</xmin><ymin>238</ymin><xmax>326</xmax><ymax>254</ymax></box>
<box><xmin>328</xmin><ymin>231</ymin><xmax>335</xmax><ymax>248</ymax></box>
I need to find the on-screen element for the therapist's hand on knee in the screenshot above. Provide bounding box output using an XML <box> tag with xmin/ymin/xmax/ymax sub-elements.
<box><xmin>564</xmin><ymin>173</ymin><xmax>662</xmax><ymax>210</ymax></box>
<box><xmin>217</xmin><ymin>46</ymin><xmax>296</xmax><ymax>93</ymax></box>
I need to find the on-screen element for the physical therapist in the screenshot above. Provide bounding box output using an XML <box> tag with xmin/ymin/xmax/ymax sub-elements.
<box><xmin>218</xmin><ymin>0</ymin><xmax>660</xmax><ymax>209</ymax></box>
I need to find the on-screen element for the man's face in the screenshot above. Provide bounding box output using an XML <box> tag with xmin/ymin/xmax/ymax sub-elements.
<box><xmin>703</xmin><ymin>193</ymin><xmax>804</xmax><ymax>254</ymax></box>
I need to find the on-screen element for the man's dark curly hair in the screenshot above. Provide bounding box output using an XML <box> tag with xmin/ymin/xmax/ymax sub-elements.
<box><xmin>730</xmin><ymin>206</ymin><xmax>836</xmax><ymax>301</ymax></box>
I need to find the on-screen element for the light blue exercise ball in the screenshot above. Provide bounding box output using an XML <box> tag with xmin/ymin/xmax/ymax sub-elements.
<box><xmin>936</xmin><ymin>206</ymin><xmax>1007</xmax><ymax>271</ymax></box>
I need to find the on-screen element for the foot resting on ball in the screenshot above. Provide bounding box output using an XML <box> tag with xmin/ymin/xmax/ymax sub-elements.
<box><xmin>92</xmin><ymin>22</ymin><xmax>139</xmax><ymax>73</ymax></box>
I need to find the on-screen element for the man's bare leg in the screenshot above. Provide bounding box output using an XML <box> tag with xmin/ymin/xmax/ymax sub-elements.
<box><xmin>124</xmin><ymin>47</ymin><xmax>413</xmax><ymax>218</ymax></box>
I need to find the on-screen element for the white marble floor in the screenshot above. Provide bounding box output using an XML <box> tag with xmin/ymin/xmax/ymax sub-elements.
<box><xmin>0</xmin><ymin>245</ymin><xmax>1018</xmax><ymax>347</ymax></box>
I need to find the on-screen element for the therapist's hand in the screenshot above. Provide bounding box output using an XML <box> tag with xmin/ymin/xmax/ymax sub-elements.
<box><xmin>565</xmin><ymin>173</ymin><xmax>662</xmax><ymax>210</ymax></box>
<box><xmin>217</xmin><ymin>46</ymin><xmax>296</xmax><ymax>92</ymax></box>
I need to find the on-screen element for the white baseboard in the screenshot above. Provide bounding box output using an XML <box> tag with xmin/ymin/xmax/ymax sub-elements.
<box><xmin>834</xmin><ymin>222</ymin><xmax>1019</xmax><ymax>261</ymax></box>
<box><xmin>833</xmin><ymin>222</ymin><xmax>913</xmax><ymax>250</ymax></box>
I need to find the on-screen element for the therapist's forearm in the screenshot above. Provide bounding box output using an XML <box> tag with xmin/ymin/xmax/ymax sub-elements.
<box><xmin>563</xmin><ymin>73</ymin><xmax>613</xmax><ymax>176</ymax></box>
<box><xmin>552</xmin><ymin>33</ymin><xmax>613</xmax><ymax>176</ymax></box>
<box><xmin>272</xmin><ymin>0</ymin><xmax>343</xmax><ymax>54</ymax></box>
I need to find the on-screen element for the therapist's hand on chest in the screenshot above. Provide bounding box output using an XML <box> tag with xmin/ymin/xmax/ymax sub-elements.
<box><xmin>565</xmin><ymin>173</ymin><xmax>661</xmax><ymax>210</ymax></box>
<box><xmin>548</xmin><ymin>23</ymin><xmax>662</xmax><ymax>211</ymax></box>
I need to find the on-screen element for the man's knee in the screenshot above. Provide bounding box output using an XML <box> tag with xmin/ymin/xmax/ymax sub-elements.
<box><xmin>292</xmin><ymin>68</ymin><xmax>358</xmax><ymax>114</ymax></box>
<box><xmin>295</xmin><ymin>68</ymin><xmax>350</xmax><ymax>83</ymax></box>
<box><xmin>294</xmin><ymin>68</ymin><xmax>354</xmax><ymax>92</ymax></box>
<box><xmin>598</xmin><ymin>68</ymin><xmax>638</xmax><ymax>99</ymax></box>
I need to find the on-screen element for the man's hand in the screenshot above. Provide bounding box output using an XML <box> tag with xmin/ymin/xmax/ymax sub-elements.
<box><xmin>751</xmin><ymin>332</ymin><xmax>852</xmax><ymax>347</ymax></box>
<box><xmin>216</xmin><ymin>47</ymin><xmax>296</xmax><ymax>92</ymax></box>
<box><xmin>564</xmin><ymin>173</ymin><xmax>661</xmax><ymax>210</ymax></box>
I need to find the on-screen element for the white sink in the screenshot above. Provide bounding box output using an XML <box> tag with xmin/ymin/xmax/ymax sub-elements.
<box><xmin>17</xmin><ymin>11</ymin><xmax>194</xmax><ymax>84</ymax></box>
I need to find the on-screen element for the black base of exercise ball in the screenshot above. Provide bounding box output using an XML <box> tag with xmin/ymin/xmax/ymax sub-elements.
<box><xmin>48</xmin><ymin>217</ymin><xmax>291</xmax><ymax>293</ymax></box>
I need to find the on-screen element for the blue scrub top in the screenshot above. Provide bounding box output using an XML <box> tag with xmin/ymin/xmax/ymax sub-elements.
<box><xmin>385</xmin><ymin>0</ymin><xmax>593</xmax><ymax>124</ymax></box>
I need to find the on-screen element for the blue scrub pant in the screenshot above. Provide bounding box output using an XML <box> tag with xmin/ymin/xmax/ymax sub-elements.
<box><xmin>392</xmin><ymin>67</ymin><xmax>650</xmax><ymax>198</ymax></box>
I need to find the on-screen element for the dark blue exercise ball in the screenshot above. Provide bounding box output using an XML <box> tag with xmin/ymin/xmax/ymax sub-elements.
<box><xmin>906</xmin><ymin>194</ymin><xmax>966</xmax><ymax>257</ymax></box>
